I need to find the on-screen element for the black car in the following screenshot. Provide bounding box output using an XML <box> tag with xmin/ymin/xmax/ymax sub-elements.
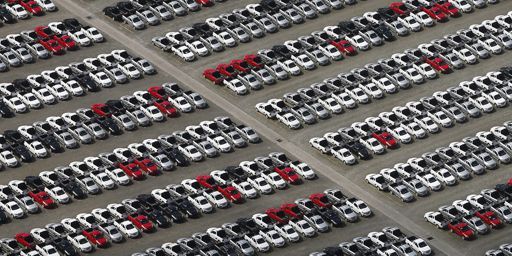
<box><xmin>215</xmin><ymin>242</ymin><xmax>238</xmax><ymax>256</ymax></box>
<box><xmin>377</xmin><ymin>7</ymin><xmax>397</xmax><ymax>21</ymax></box>
<box><xmin>323</xmin><ymin>246</ymin><xmax>344</xmax><ymax>256</ymax></box>
<box><xmin>338</xmin><ymin>21</ymin><xmax>359</xmax><ymax>34</ymax></box>
<box><xmin>164</xmin><ymin>148</ymin><xmax>189</xmax><ymax>166</ymax></box>
<box><xmin>60</xmin><ymin>179</ymin><xmax>87</xmax><ymax>199</ymax></box>
<box><xmin>0</xmin><ymin>101</ymin><xmax>14</xmax><ymax>118</ymax></box>
<box><xmin>62</xmin><ymin>18</ymin><xmax>83</xmax><ymax>33</ymax></box>
<box><xmin>261</xmin><ymin>0</ymin><xmax>280</xmax><ymax>13</ymax></box>
<box><xmin>103</xmin><ymin>6</ymin><xmax>123</xmax><ymax>21</ymax></box>
<box><xmin>10</xmin><ymin>144</ymin><xmax>34</xmax><ymax>162</ymax></box>
<box><xmin>144</xmin><ymin>209</ymin><xmax>170</xmax><ymax>228</ymax></box>
<box><xmin>38</xmin><ymin>134</ymin><xmax>64</xmax><ymax>153</ymax></box>
<box><xmin>316</xmin><ymin>208</ymin><xmax>344</xmax><ymax>227</ymax></box>
<box><xmin>105</xmin><ymin>100</ymin><xmax>126</xmax><ymax>114</ymax></box>
<box><xmin>136</xmin><ymin>194</ymin><xmax>160</xmax><ymax>209</ymax></box>
<box><xmin>496</xmin><ymin>184</ymin><xmax>512</xmax><ymax>198</ymax></box>
<box><xmin>175</xmin><ymin>198</ymin><xmax>200</xmax><ymax>218</ymax></box>
<box><xmin>0</xmin><ymin>209</ymin><xmax>8</xmax><ymax>224</ymax></box>
<box><xmin>272</xmin><ymin>45</ymin><xmax>292</xmax><ymax>59</ymax></box>
<box><xmin>52</xmin><ymin>237</ymin><xmax>80</xmax><ymax>256</ymax></box>
<box><xmin>4</xmin><ymin>130</ymin><xmax>24</xmax><ymax>144</ymax></box>
<box><xmin>117</xmin><ymin>1</ymin><xmax>138</xmax><ymax>14</ymax></box>
<box><xmin>24</xmin><ymin>176</ymin><xmax>45</xmax><ymax>190</ymax></box>
<box><xmin>192</xmin><ymin>22</ymin><xmax>212</xmax><ymax>37</ymax></box>
<box><xmin>225</xmin><ymin>166</ymin><xmax>247</xmax><ymax>181</ymax></box>
<box><xmin>13</xmin><ymin>79</ymin><xmax>32</xmax><ymax>93</ymax></box>
<box><xmin>96</xmin><ymin>117</ymin><xmax>123</xmax><ymax>135</ymax></box>
<box><xmin>76</xmin><ymin>74</ymin><xmax>100</xmax><ymax>92</ymax></box>
<box><xmin>157</xmin><ymin>203</ymin><xmax>186</xmax><ymax>223</ymax></box>
<box><xmin>236</xmin><ymin>218</ymin><xmax>259</xmax><ymax>234</ymax></box>
<box><xmin>371</xmin><ymin>23</ymin><xmax>395</xmax><ymax>41</ymax></box>
<box><xmin>0</xmin><ymin>9</ymin><xmax>15</xmax><ymax>24</ymax></box>
<box><xmin>347</xmin><ymin>141</ymin><xmax>371</xmax><ymax>160</ymax></box>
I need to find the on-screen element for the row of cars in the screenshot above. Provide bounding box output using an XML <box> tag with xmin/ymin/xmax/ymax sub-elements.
<box><xmin>309</xmin><ymin>226</ymin><xmax>433</xmax><ymax>256</ymax></box>
<box><xmin>132</xmin><ymin>187</ymin><xmax>373</xmax><ymax>256</ymax></box>
<box><xmin>200</xmin><ymin>0</ymin><xmax>491</xmax><ymax>90</ymax></box>
<box><xmin>0</xmin><ymin>18</ymin><xmax>105</xmax><ymax>72</ymax></box>
<box><xmin>486</xmin><ymin>242</ymin><xmax>512</xmax><ymax>256</ymax></box>
<box><xmin>0</xmin><ymin>116</ymin><xmax>260</xmax><ymax>225</ymax></box>
<box><xmin>308</xmin><ymin>66</ymin><xmax>512</xmax><ymax>165</ymax></box>
<box><xmin>104</xmin><ymin>0</ymin><xmax>227</xmax><ymax>30</ymax></box>
<box><xmin>424</xmin><ymin>180</ymin><xmax>512</xmax><ymax>240</ymax></box>
<box><xmin>0</xmin><ymin>0</ymin><xmax>57</xmax><ymax>25</ymax></box>
<box><xmin>256</xmin><ymin>12</ymin><xmax>512</xmax><ymax>129</ymax></box>
<box><xmin>0</xmin><ymin>49</ymin><xmax>156</xmax><ymax>118</ymax></box>
<box><xmin>104</xmin><ymin>0</ymin><xmax>225</xmax><ymax>29</ymax></box>
<box><xmin>0</xmin><ymin>82</ymin><xmax>204</xmax><ymax>168</ymax></box>
<box><xmin>0</xmin><ymin>152</ymin><xmax>312</xmax><ymax>256</ymax></box>
<box><xmin>366</xmin><ymin>121</ymin><xmax>512</xmax><ymax>202</ymax></box>
<box><xmin>159</xmin><ymin>0</ymin><xmax>353</xmax><ymax>61</ymax></box>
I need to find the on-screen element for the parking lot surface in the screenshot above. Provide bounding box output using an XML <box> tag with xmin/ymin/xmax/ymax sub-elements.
<box><xmin>2</xmin><ymin>0</ymin><xmax>512</xmax><ymax>255</ymax></box>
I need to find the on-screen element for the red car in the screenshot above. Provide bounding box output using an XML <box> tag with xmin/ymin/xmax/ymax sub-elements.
<box><xmin>196</xmin><ymin>175</ymin><xmax>218</xmax><ymax>190</ymax></box>
<box><xmin>153</xmin><ymin>100</ymin><xmax>178</xmax><ymax>117</ymax></box>
<box><xmin>434</xmin><ymin>1</ymin><xmax>460</xmax><ymax>17</ymax></box>
<box><xmin>15</xmin><ymin>233</ymin><xmax>36</xmax><ymax>248</ymax></box>
<box><xmin>216</xmin><ymin>63</ymin><xmax>237</xmax><ymax>77</ymax></box>
<box><xmin>371</xmin><ymin>132</ymin><xmax>398</xmax><ymax>149</ymax></box>
<box><xmin>35</xmin><ymin>26</ymin><xmax>55</xmax><ymax>39</ymax></box>
<box><xmin>53</xmin><ymin>35</ymin><xmax>78</xmax><ymax>50</ymax></box>
<box><xmin>195</xmin><ymin>0</ymin><xmax>214</xmax><ymax>7</ymax></box>
<box><xmin>475</xmin><ymin>210</ymin><xmax>502</xmax><ymax>228</ymax></box>
<box><xmin>244</xmin><ymin>54</ymin><xmax>264</xmax><ymax>68</ymax></box>
<box><xmin>508</xmin><ymin>178</ymin><xmax>512</xmax><ymax>185</ymax></box>
<box><xmin>118</xmin><ymin>162</ymin><xmax>145</xmax><ymax>180</ymax></box>
<box><xmin>147</xmin><ymin>86</ymin><xmax>168</xmax><ymax>100</ymax></box>
<box><xmin>424</xmin><ymin>57</ymin><xmax>451</xmax><ymax>73</ymax></box>
<box><xmin>389</xmin><ymin>2</ymin><xmax>410</xmax><ymax>16</ymax></box>
<box><xmin>91</xmin><ymin>103</ymin><xmax>112</xmax><ymax>117</ymax></box>
<box><xmin>421</xmin><ymin>6</ymin><xmax>448</xmax><ymax>22</ymax></box>
<box><xmin>133</xmin><ymin>157</ymin><xmax>159</xmax><ymax>175</ymax></box>
<box><xmin>39</xmin><ymin>39</ymin><xmax>65</xmax><ymax>55</ymax></box>
<box><xmin>447</xmin><ymin>220</ymin><xmax>475</xmax><ymax>240</ymax></box>
<box><xmin>217</xmin><ymin>185</ymin><xmax>243</xmax><ymax>203</ymax></box>
<box><xmin>203</xmin><ymin>69</ymin><xmax>224</xmax><ymax>85</ymax></box>
<box><xmin>82</xmin><ymin>228</ymin><xmax>108</xmax><ymax>247</ymax></box>
<box><xmin>28</xmin><ymin>190</ymin><xmax>56</xmax><ymax>209</ymax></box>
<box><xmin>309</xmin><ymin>193</ymin><xmax>332</xmax><ymax>208</ymax></box>
<box><xmin>329</xmin><ymin>39</ymin><xmax>357</xmax><ymax>55</ymax></box>
<box><xmin>265</xmin><ymin>208</ymin><xmax>289</xmax><ymax>224</ymax></box>
<box><xmin>230</xmin><ymin>59</ymin><xmax>251</xmax><ymax>73</ymax></box>
<box><xmin>127</xmin><ymin>213</ymin><xmax>154</xmax><ymax>232</ymax></box>
<box><xmin>19</xmin><ymin>0</ymin><xmax>44</xmax><ymax>15</ymax></box>
<box><xmin>274</xmin><ymin>166</ymin><xmax>301</xmax><ymax>184</ymax></box>
<box><xmin>280</xmin><ymin>203</ymin><xmax>302</xmax><ymax>219</ymax></box>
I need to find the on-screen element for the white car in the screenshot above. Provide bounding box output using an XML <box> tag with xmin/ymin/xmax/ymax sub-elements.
<box><xmin>289</xmin><ymin>161</ymin><xmax>316</xmax><ymax>179</ymax></box>
<box><xmin>0</xmin><ymin>199</ymin><xmax>24</xmax><ymax>218</ymax></box>
<box><xmin>188</xmin><ymin>194</ymin><xmax>213</xmax><ymax>213</ymax></box>
<box><xmin>261</xmin><ymin>171</ymin><xmax>287</xmax><ymax>189</ymax></box>
<box><xmin>331</xmin><ymin>146</ymin><xmax>356</xmax><ymax>165</ymax></box>
<box><xmin>289</xmin><ymin>219</ymin><xmax>316</xmax><ymax>237</ymax></box>
<box><xmin>140</xmin><ymin>105</ymin><xmax>164</xmax><ymax>122</ymax></box>
<box><xmin>82</xmin><ymin>26</ymin><xmax>104</xmax><ymax>43</ymax></box>
<box><xmin>203</xmin><ymin>190</ymin><xmax>229</xmax><ymax>208</ymax></box>
<box><xmin>90</xmin><ymin>71</ymin><xmax>113</xmax><ymax>87</ymax></box>
<box><xmin>244</xmin><ymin>233</ymin><xmax>270</xmax><ymax>252</ymax></box>
<box><xmin>168</xmin><ymin>95</ymin><xmax>193</xmax><ymax>113</ymax></box>
<box><xmin>0</xmin><ymin>150</ymin><xmax>18</xmax><ymax>167</ymax></box>
<box><xmin>24</xmin><ymin>140</ymin><xmax>48</xmax><ymax>158</ymax></box>
<box><xmin>45</xmin><ymin>185</ymin><xmax>70</xmax><ymax>204</ymax></box>
<box><xmin>7</xmin><ymin>4</ymin><xmax>29</xmax><ymax>19</ymax></box>
<box><xmin>247</xmin><ymin>176</ymin><xmax>273</xmax><ymax>194</ymax></box>
<box><xmin>365</xmin><ymin>173</ymin><xmax>388</xmax><ymax>191</ymax></box>
<box><xmin>36</xmin><ymin>0</ymin><xmax>56</xmax><ymax>11</ymax></box>
<box><xmin>223</xmin><ymin>78</ymin><xmax>248</xmax><ymax>95</ymax></box>
<box><xmin>32</xmin><ymin>88</ymin><xmax>56</xmax><ymax>104</ymax></box>
<box><xmin>233</xmin><ymin>181</ymin><xmax>257</xmax><ymax>199</ymax></box>
<box><xmin>346</xmin><ymin>198</ymin><xmax>372</xmax><ymax>217</ymax></box>
<box><xmin>105</xmin><ymin>167</ymin><xmax>131</xmax><ymax>185</ymax></box>
<box><xmin>114</xmin><ymin>219</ymin><xmax>139</xmax><ymax>238</ymax></box>
<box><xmin>347</xmin><ymin>35</ymin><xmax>369</xmax><ymax>51</ymax></box>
